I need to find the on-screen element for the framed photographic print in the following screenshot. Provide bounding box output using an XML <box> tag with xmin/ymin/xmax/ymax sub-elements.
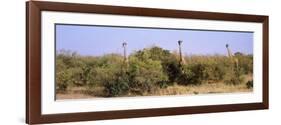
<box><xmin>26</xmin><ymin>1</ymin><xmax>269</xmax><ymax>124</ymax></box>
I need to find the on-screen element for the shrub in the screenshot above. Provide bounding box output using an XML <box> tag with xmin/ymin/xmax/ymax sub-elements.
<box><xmin>55</xmin><ymin>49</ymin><xmax>253</xmax><ymax>97</ymax></box>
<box><xmin>103</xmin><ymin>72</ymin><xmax>130</xmax><ymax>97</ymax></box>
<box><xmin>56</xmin><ymin>71</ymin><xmax>71</xmax><ymax>92</ymax></box>
<box><xmin>236</xmin><ymin>54</ymin><xmax>253</xmax><ymax>74</ymax></box>
<box><xmin>128</xmin><ymin>56</ymin><xmax>168</xmax><ymax>94</ymax></box>
<box><xmin>72</xmin><ymin>65</ymin><xmax>96</xmax><ymax>87</ymax></box>
<box><xmin>224</xmin><ymin>74</ymin><xmax>240</xmax><ymax>85</ymax></box>
<box><xmin>177</xmin><ymin>63</ymin><xmax>205</xmax><ymax>85</ymax></box>
<box><xmin>156</xmin><ymin>81</ymin><xmax>170</xmax><ymax>89</ymax></box>
<box><xmin>223</xmin><ymin>67</ymin><xmax>244</xmax><ymax>85</ymax></box>
<box><xmin>87</xmin><ymin>54</ymin><xmax>124</xmax><ymax>86</ymax></box>
<box><xmin>162</xmin><ymin>55</ymin><xmax>181</xmax><ymax>84</ymax></box>
<box><xmin>201</xmin><ymin>59</ymin><xmax>227</xmax><ymax>82</ymax></box>
<box><xmin>134</xmin><ymin>46</ymin><xmax>172</xmax><ymax>62</ymax></box>
<box><xmin>246</xmin><ymin>80</ymin><xmax>253</xmax><ymax>89</ymax></box>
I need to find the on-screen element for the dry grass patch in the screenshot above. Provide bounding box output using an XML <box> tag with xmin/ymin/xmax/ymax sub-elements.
<box><xmin>56</xmin><ymin>76</ymin><xmax>253</xmax><ymax>100</ymax></box>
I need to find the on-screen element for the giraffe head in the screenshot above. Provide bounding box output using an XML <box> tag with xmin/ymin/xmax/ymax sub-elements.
<box><xmin>178</xmin><ymin>40</ymin><xmax>183</xmax><ymax>45</ymax></box>
<box><xmin>122</xmin><ymin>42</ymin><xmax>127</xmax><ymax>47</ymax></box>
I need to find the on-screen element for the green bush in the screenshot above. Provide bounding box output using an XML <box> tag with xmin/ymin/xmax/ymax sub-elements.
<box><xmin>177</xmin><ymin>56</ymin><xmax>227</xmax><ymax>85</ymax></box>
<box><xmin>128</xmin><ymin>56</ymin><xmax>168</xmax><ymax>94</ymax></box>
<box><xmin>87</xmin><ymin>54</ymin><xmax>124</xmax><ymax>87</ymax></box>
<box><xmin>162</xmin><ymin>55</ymin><xmax>181</xmax><ymax>84</ymax></box>
<box><xmin>177</xmin><ymin>67</ymin><xmax>195</xmax><ymax>85</ymax></box>
<box><xmin>103</xmin><ymin>72</ymin><xmax>130</xmax><ymax>97</ymax></box>
<box><xmin>55</xmin><ymin>48</ymin><xmax>253</xmax><ymax>96</ymax></box>
<box><xmin>56</xmin><ymin>70</ymin><xmax>71</xmax><ymax>92</ymax></box>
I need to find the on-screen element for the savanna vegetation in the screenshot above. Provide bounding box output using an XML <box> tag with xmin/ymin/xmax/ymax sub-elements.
<box><xmin>56</xmin><ymin>46</ymin><xmax>253</xmax><ymax>99</ymax></box>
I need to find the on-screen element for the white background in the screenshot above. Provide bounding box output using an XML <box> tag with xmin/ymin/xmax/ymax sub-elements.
<box><xmin>0</xmin><ymin>0</ymin><xmax>279</xmax><ymax>125</ymax></box>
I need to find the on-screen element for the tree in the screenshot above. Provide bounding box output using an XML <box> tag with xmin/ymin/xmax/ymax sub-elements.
<box><xmin>128</xmin><ymin>47</ymin><xmax>169</xmax><ymax>94</ymax></box>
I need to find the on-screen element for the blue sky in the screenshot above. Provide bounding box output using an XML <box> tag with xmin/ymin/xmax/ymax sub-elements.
<box><xmin>56</xmin><ymin>24</ymin><xmax>253</xmax><ymax>56</ymax></box>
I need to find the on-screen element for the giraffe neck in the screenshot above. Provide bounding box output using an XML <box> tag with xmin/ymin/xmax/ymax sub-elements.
<box><xmin>227</xmin><ymin>47</ymin><xmax>232</xmax><ymax>58</ymax></box>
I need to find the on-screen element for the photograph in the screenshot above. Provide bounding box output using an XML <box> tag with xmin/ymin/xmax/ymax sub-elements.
<box><xmin>26</xmin><ymin>1</ymin><xmax>268</xmax><ymax>123</ymax></box>
<box><xmin>55</xmin><ymin>24</ymin><xmax>254</xmax><ymax>100</ymax></box>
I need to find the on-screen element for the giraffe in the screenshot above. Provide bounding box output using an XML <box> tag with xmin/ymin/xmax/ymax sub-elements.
<box><xmin>122</xmin><ymin>42</ymin><xmax>129</xmax><ymax>69</ymax></box>
<box><xmin>178</xmin><ymin>40</ymin><xmax>186</xmax><ymax>66</ymax></box>
<box><xmin>225</xmin><ymin>44</ymin><xmax>239</xmax><ymax>69</ymax></box>
<box><xmin>178</xmin><ymin>40</ymin><xmax>187</xmax><ymax>74</ymax></box>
